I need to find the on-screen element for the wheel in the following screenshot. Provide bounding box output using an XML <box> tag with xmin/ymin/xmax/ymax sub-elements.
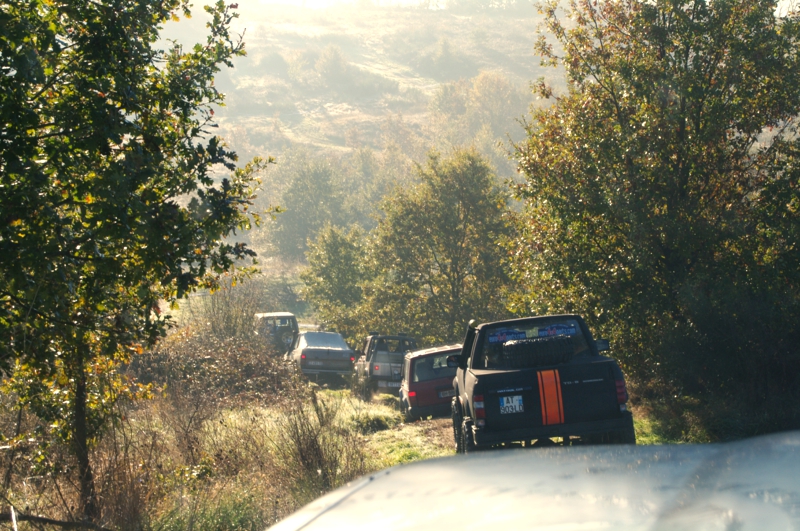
<box><xmin>452</xmin><ymin>399</ymin><xmax>464</xmax><ymax>453</ymax></box>
<box><xmin>615</xmin><ymin>426</ymin><xmax>637</xmax><ymax>444</ymax></box>
<box><xmin>583</xmin><ymin>427</ymin><xmax>636</xmax><ymax>445</ymax></box>
<box><xmin>351</xmin><ymin>371</ymin><xmax>368</xmax><ymax>400</ymax></box>
<box><xmin>401</xmin><ymin>400</ymin><xmax>414</xmax><ymax>422</ymax></box>
<box><xmin>280</xmin><ymin>331</ymin><xmax>294</xmax><ymax>348</ymax></box>
<box><xmin>608</xmin><ymin>414</ymin><xmax>636</xmax><ymax>445</ymax></box>
<box><xmin>461</xmin><ymin>420</ymin><xmax>476</xmax><ymax>453</ymax></box>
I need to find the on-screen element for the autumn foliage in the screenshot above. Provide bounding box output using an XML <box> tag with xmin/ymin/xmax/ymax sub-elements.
<box><xmin>511</xmin><ymin>0</ymin><xmax>800</xmax><ymax>437</ymax></box>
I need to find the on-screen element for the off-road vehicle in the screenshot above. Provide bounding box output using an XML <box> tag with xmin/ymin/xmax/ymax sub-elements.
<box><xmin>450</xmin><ymin>315</ymin><xmax>634</xmax><ymax>452</ymax></box>
<box><xmin>255</xmin><ymin>312</ymin><xmax>299</xmax><ymax>355</ymax></box>
<box><xmin>353</xmin><ymin>333</ymin><xmax>418</xmax><ymax>396</ymax></box>
<box><xmin>400</xmin><ymin>344</ymin><xmax>460</xmax><ymax>421</ymax></box>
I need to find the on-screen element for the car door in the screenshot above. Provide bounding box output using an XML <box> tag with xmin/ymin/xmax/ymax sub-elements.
<box><xmin>456</xmin><ymin>327</ymin><xmax>477</xmax><ymax>417</ymax></box>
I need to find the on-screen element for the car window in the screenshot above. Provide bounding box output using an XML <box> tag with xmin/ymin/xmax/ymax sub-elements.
<box><xmin>374</xmin><ymin>338</ymin><xmax>416</xmax><ymax>353</ymax></box>
<box><xmin>474</xmin><ymin>318</ymin><xmax>590</xmax><ymax>369</ymax></box>
<box><xmin>302</xmin><ymin>332</ymin><xmax>349</xmax><ymax>349</ymax></box>
<box><xmin>412</xmin><ymin>352</ymin><xmax>457</xmax><ymax>382</ymax></box>
<box><xmin>276</xmin><ymin>317</ymin><xmax>298</xmax><ymax>331</ymax></box>
<box><xmin>257</xmin><ymin>317</ymin><xmax>275</xmax><ymax>335</ymax></box>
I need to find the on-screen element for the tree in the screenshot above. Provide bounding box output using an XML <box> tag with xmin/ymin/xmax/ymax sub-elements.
<box><xmin>511</xmin><ymin>0</ymin><xmax>800</xmax><ymax>435</ymax></box>
<box><xmin>365</xmin><ymin>148</ymin><xmax>512</xmax><ymax>343</ymax></box>
<box><xmin>429</xmin><ymin>72</ymin><xmax>530</xmax><ymax>178</ymax></box>
<box><xmin>300</xmin><ymin>224</ymin><xmax>370</xmax><ymax>339</ymax></box>
<box><xmin>0</xmin><ymin>0</ymin><xmax>264</xmax><ymax>520</ymax></box>
<box><xmin>269</xmin><ymin>153</ymin><xmax>346</xmax><ymax>262</ymax></box>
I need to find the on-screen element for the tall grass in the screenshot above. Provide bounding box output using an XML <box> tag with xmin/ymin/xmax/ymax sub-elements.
<box><xmin>0</xmin><ymin>281</ymin><xmax>452</xmax><ymax>530</ymax></box>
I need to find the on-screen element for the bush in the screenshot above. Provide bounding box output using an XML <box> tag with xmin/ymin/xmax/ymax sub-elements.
<box><xmin>352</xmin><ymin>410</ymin><xmax>399</xmax><ymax>434</ymax></box>
<box><xmin>128</xmin><ymin>329</ymin><xmax>291</xmax><ymax>403</ymax></box>
<box><xmin>183</xmin><ymin>276</ymin><xmax>262</xmax><ymax>340</ymax></box>
<box><xmin>271</xmin><ymin>389</ymin><xmax>368</xmax><ymax>506</ymax></box>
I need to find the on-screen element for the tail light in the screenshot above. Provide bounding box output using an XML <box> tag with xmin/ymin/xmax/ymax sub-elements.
<box><xmin>350</xmin><ymin>356</ymin><xmax>355</xmax><ymax>363</ymax></box>
<box><xmin>301</xmin><ymin>354</ymin><xmax>306</xmax><ymax>359</ymax></box>
<box><xmin>408</xmin><ymin>390</ymin><xmax>417</xmax><ymax>406</ymax></box>
<box><xmin>473</xmin><ymin>394</ymin><xmax>485</xmax><ymax>419</ymax></box>
<box><xmin>374</xmin><ymin>365</ymin><xmax>380</xmax><ymax>371</ymax></box>
<box><xmin>616</xmin><ymin>380</ymin><xmax>629</xmax><ymax>406</ymax></box>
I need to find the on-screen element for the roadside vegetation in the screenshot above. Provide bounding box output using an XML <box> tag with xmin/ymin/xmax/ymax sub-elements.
<box><xmin>0</xmin><ymin>285</ymin><xmax>454</xmax><ymax>530</ymax></box>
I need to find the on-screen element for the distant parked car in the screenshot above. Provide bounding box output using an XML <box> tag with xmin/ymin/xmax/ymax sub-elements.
<box><xmin>399</xmin><ymin>345</ymin><xmax>460</xmax><ymax>421</ymax></box>
<box><xmin>255</xmin><ymin>312</ymin><xmax>299</xmax><ymax>354</ymax></box>
<box><xmin>288</xmin><ymin>331</ymin><xmax>356</xmax><ymax>382</ymax></box>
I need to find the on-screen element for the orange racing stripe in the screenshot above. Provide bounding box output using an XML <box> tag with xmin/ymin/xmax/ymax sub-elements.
<box><xmin>537</xmin><ymin>369</ymin><xmax>564</xmax><ymax>425</ymax></box>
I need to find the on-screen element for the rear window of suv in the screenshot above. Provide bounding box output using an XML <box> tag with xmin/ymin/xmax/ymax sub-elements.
<box><xmin>372</xmin><ymin>338</ymin><xmax>417</xmax><ymax>354</ymax></box>
<box><xmin>473</xmin><ymin>318</ymin><xmax>591</xmax><ymax>369</ymax></box>
<box><xmin>301</xmin><ymin>332</ymin><xmax>350</xmax><ymax>350</ymax></box>
<box><xmin>412</xmin><ymin>352</ymin><xmax>457</xmax><ymax>382</ymax></box>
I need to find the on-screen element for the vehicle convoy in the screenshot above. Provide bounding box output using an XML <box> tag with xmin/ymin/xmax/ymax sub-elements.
<box><xmin>255</xmin><ymin>312</ymin><xmax>299</xmax><ymax>354</ymax></box>
<box><xmin>399</xmin><ymin>344</ymin><xmax>460</xmax><ymax>421</ymax></box>
<box><xmin>450</xmin><ymin>314</ymin><xmax>635</xmax><ymax>452</ymax></box>
<box><xmin>353</xmin><ymin>333</ymin><xmax>418</xmax><ymax>396</ymax></box>
<box><xmin>288</xmin><ymin>331</ymin><xmax>356</xmax><ymax>382</ymax></box>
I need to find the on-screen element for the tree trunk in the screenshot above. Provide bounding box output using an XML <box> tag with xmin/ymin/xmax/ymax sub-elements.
<box><xmin>72</xmin><ymin>348</ymin><xmax>99</xmax><ymax>522</ymax></box>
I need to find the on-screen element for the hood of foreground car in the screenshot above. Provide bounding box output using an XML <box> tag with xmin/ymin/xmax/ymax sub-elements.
<box><xmin>268</xmin><ymin>431</ymin><xmax>800</xmax><ymax>531</ymax></box>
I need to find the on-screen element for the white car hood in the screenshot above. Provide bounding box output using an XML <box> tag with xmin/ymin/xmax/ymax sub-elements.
<box><xmin>269</xmin><ymin>431</ymin><xmax>800</xmax><ymax>531</ymax></box>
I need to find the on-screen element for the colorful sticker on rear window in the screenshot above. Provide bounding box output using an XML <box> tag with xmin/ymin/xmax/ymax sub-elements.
<box><xmin>538</xmin><ymin>324</ymin><xmax>577</xmax><ymax>337</ymax></box>
<box><xmin>488</xmin><ymin>329</ymin><xmax>529</xmax><ymax>344</ymax></box>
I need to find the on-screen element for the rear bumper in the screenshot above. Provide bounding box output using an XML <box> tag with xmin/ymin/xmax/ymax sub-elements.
<box><xmin>473</xmin><ymin>412</ymin><xmax>634</xmax><ymax>445</ymax></box>
<box><xmin>374</xmin><ymin>379</ymin><xmax>402</xmax><ymax>393</ymax></box>
<box><xmin>301</xmin><ymin>368</ymin><xmax>351</xmax><ymax>376</ymax></box>
<box><xmin>407</xmin><ymin>402</ymin><xmax>451</xmax><ymax>420</ymax></box>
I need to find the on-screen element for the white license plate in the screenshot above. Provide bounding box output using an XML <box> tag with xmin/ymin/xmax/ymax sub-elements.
<box><xmin>387</xmin><ymin>381</ymin><xmax>401</xmax><ymax>387</ymax></box>
<box><xmin>308</xmin><ymin>361</ymin><xmax>324</xmax><ymax>366</ymax></box>
<box><xmin>438</xmin><ymin>389</ymin><xmax>456</xmax><ymax>398</ymax></box>
<box><xmin>500</xmin><ymin>395</ymin><xmax>524</xmax><ymax>414</ymax></box>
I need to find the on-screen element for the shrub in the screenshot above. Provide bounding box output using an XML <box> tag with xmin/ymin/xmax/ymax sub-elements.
<box><xmin>271</xmin><ymin>389</ymin><xmax>368</xmax><ymax>507</ymax></box>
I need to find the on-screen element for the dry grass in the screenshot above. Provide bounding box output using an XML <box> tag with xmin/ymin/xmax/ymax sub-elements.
<box><xmin>0</xmin><ymin>279</ymin><xmax>457</xmax><ymax>530</ymax></box>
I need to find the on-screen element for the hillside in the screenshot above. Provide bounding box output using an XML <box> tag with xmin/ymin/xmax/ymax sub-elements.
<box><xmin>166</xmin><ymin>3</ymin><xmax>560</xmax><ymax>163</ymax></box>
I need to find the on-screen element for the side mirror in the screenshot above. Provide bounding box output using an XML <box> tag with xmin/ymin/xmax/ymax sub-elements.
<box><xmin>595</xmin><ymin>339</ymin><xmax>610</xmax><ymax>352</ymax></box>
<box><xmin>447</xmin><ymin>354</ymin><xmax>460</xmax><ymax>368</ymax></box>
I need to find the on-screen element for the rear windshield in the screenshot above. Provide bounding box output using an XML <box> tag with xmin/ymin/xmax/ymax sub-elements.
<box><xmin>302</xmin><ymin>332</ymin><xmax>350</xmax><ymax>350</ymax></box>
<box><xmin>412</xmin><ymin>352</ymin><xmax>458</xmax><ymax>382</ymax></box>
<box><xmin>372</xmin><ymin>338</ymin><xmax>417</xmax><ymax>354</ymax></box>
<box><xmin>257</xmin><ymin>316</ymin><xmax>298</xmax><ymax>333</ymax></box>
<box><xmin>474</xmin><ymin>318</ymin><xmax>591</xmax><ymax>369</ymax></box>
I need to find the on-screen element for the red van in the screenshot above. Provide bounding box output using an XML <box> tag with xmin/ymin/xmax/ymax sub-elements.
<box><xmin>399</xmin><ymin>344</ymin><xmax>461</xmax><ymax>421</ymax></box>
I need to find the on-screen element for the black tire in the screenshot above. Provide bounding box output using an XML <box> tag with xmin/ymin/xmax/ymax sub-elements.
<box><xmin>583</xmin><ymin>427</ymin><xmax>636</xmax><ymax>445</ymax></box>
<box><xmin>351</xmin><ymin>371</ymin><xmax>369</xmax><ymax>401</ymax></box>
<box><xmin>461</xmin><ymin>420</ymin><xmax>476</xmax><ymax>453</ymax></box>
<box><xmin>615</xmin><ymin>426</ymin><xmax>637</xmax><ymax>445</ymax></box>
<box><xmin>611</xmin><ymin>415</ymin><xmax>637</xmax><ymax>445</ymax></box>
<box><xmin>279</xmin><ymin>331</ymin><xmax>294</xmax><ymax>349</ymax></box>
<box><xmin>400</xmin><ymin>396</ymin><xmax>413</xmax><ymax>422</ymax></box>
<box><xmin>452</xmin><ymin>399</ymin><xmax>464</xmax><ymax>453</ymax></box>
